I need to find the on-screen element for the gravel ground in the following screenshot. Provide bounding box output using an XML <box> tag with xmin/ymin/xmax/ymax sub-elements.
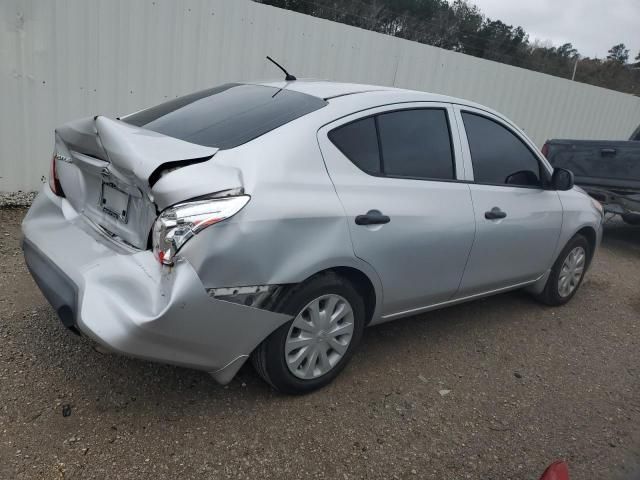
<box><xmin>1</xmin><ymin>207</ymin><xmax>639</xmax><ymax>480</ymax></box>
<box><xmin>0</xmin><ymin>192</ymin><xmax>37</xmax><ymax>208</ymax></box>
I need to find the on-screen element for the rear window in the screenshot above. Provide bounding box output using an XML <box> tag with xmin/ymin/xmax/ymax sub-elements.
<box><xmin>122</xmin><ymin>83</ymin><xmax>327</xmax><ymax>149</ymax></box>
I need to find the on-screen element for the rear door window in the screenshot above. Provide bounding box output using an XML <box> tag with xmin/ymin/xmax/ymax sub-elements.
<box><xmin>329</xmin><ymin>108</ymin><xmax>455</xmax><ymax>180</ymax></box>
<box><xmin>377</xmin><ymin>109</ymin><xmax>454</xmax><ymax>180</ymax></box>
<box><xmin>122</xmin><ymin>84</ymin><xmax>327</xmax><ymax>149</ymax></box>
<box><xmin>462</xmin><ymin>112</ymin><xmax>541</xmax><ymax>187</ymax></box>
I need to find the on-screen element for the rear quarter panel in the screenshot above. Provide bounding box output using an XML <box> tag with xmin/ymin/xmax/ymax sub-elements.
<box><xmin>177</xmin><ymin>115</ymin><xmax>384</xmax><ymax>317</ymax></box>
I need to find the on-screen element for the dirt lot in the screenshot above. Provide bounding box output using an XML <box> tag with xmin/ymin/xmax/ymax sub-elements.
<box><xmin>1</xmin><ymin>207</ymin><xmax>639</xmax><ymax>480</ymax></box>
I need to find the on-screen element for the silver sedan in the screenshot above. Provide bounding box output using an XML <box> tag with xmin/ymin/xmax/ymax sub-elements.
<box><xmin>22</xmin><ymin>80</ymin><xmax>603</xmax><ymax>394</ymax></box>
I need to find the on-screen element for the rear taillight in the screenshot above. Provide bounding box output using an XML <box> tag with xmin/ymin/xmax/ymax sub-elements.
<box><xmin>49</xmin><ymin>154</ymin><xmax>65</xmax><ymax>197</ymax></box>
<box><xmin>152</xmin><ymin>194</ymin><xmax>250</xmax><ymax>265</ymax></box>
<box><xmin>541</xmin><ymin>142</ymin><xmax>550</xmax><ymax>158</ymax></box>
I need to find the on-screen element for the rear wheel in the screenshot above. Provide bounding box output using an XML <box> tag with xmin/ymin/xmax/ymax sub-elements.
<box><xmin>251</xmin><ymin>272</ymin><xmax>365</xmax><ymax>394</ymax></box>
<box><xmin>534</xmin><ymin>234</ymin><xmax>590</xmax><ymax>306</ymax></box>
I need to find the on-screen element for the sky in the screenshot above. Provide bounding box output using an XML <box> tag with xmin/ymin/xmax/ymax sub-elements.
<box><xmin>463</xmin><ymin>0</ymin><xmax>640</xmax><ymax>59</ymax></box>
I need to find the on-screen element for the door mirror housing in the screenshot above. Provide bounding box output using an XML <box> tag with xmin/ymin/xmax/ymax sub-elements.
<box><xmin>552</xmin><ymin>168</ymin><xmax>574</xmax><ymax>191</ymax></box>
<box><xmin>505</xmin><ymin>170</ymin><xmax>540</xmax><ymax>187</ymax></box>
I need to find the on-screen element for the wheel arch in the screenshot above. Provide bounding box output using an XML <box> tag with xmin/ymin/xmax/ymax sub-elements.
<box><xmin>277</xmin><ymin>264</ymin><xmax>382</xmax><ymax>326</ymax></box>
<box><xmin>551</xmin><ymin>224</ymin><xmax>598</xmax><ymax>271</ymax></box>
<box><xmin>529</xmin><ymin>223</ymin><xmax>599</xmax><ymax>296</ymax></box>
<box><xmin>327</xmin><ymin>266</ymin><xmax>378</xmax><ymax>325</ymax></box>
<box><xmin>575</xmin><ymin>225</ymin><xmax>597</xmax><ymax>264</ymax></box>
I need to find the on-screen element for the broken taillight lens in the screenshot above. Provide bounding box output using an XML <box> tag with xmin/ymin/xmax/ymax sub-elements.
<box><xmin>48</xmin><ymin>154</ymin><xmax>65</xmax><ymax>197</ymax></box>
<box><xmin>152</xmin><ymin>194</ymin><xmax>250</xmax><ymax>265</ymax></box>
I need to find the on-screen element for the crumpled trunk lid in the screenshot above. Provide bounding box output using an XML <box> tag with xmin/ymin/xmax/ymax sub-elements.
<box><xmin>53</xmin><ymin>116</ymin><xmax>219</xmax><ymax>249</ymax></box>
<box><xmin>94</xmin><ymin>116</ymin><xmax>218</xmax><ymax>184</ymax></box>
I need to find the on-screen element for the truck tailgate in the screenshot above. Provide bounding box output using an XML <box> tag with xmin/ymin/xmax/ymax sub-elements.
<box><xmin>545</xmin><ymin>140</ymin><xmax>640</xmax><ymax>190</ymax></box>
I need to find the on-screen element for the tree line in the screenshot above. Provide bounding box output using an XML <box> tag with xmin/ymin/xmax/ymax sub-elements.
<box><xmin>254</xmin><ymin>0</ymin><xmax>640</xmax><ymax>95</ymax></box>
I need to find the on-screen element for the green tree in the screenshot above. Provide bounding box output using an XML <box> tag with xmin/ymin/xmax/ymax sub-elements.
<box><xmin>606</xmin><ymin>43</ymin><xmax>629</xmax><ymax>63</ymax></box>
<box><xmin>556</xmin><ymin>43</ymin><xmax>578</xmax><ymax>58</ymax></box>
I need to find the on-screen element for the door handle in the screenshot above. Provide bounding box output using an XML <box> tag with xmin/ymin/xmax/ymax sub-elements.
<box><xmin>600</xmin><ymin>148</ymin><xmax>616</xmax><ymax>156</ymax></box>
<box><xmin>485</xmin><ymin>207</ymin><xmax>507</xmax><ymax>220</ymax></box>
<box><xmin>355</xmin><ymin>209</ymin><xmax>390</xmax><ymax>226</ymax></box>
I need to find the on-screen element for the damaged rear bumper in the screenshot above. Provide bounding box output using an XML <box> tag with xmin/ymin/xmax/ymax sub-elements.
<box><xmin>21</xmin><ymin>187</ymin><xmax>291</xmax><ymax>384</ymax></box>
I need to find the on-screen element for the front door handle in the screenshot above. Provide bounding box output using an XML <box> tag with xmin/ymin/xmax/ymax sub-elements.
<box><xmin>485</xmin><ymin>207</ymin><xmax>507</xmax><ymax>220</ymax></box>
<box><xmin>355</xmin><ymin>209</ymin><xmax>390</xmax><ymax>226</ymax></box>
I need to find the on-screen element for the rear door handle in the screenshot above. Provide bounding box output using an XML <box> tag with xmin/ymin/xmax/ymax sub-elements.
<box><xmin>485</xmin><ymin>207</ymin><xmax>507</xmax><ymax>220</ymax></box>
<box><xmin>600</xmin><ymin>148</ymin><xmax>616</xmax><ymax>156</ymax></box>
<box><xmin>355</xmin><ymin>209</ymin><xmax>390</xmax><ymax>226</ymax></box>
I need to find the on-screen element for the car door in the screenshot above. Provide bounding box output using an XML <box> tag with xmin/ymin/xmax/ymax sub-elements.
<box><xmin>453</xmin><ymin>106</ymin><xmax>563</xmax><ymax>297</ymax></box>
<box><xmin>317</xmin><ymin>103</ymin><xmax>476</xmax><ymax>319</ymax></box>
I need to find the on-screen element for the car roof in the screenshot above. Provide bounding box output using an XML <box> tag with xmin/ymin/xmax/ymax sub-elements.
<box><xmin>251</xmin><ymin>79</ymin><xmax>477</xmax><ymax>105</ymax></box>
<box><xmin>252</xmin><ymin>79</ymin><xmax>397</xmax><ymax>99</ymax></box>
<box><xmin>249</xmin><ymin>79</ymin><xmax>499</xmax><ymax>118</ymax></box>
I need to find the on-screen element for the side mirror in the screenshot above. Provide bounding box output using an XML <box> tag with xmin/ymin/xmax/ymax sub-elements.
<box><xmin>552</xmin><ymin>168</ymin><xmax>574</xmax><ymax>191</ymax></box>
<box><xmin>505</xmin><ymin>170</ymin><xmax>540</xmax><ymax>187</ymax></box>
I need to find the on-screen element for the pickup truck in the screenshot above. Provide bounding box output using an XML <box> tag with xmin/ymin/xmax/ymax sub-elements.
<box><xmin>543</xmin><ymin>133</ymin><xmax>640</xmax><ymax>225</ymax></box>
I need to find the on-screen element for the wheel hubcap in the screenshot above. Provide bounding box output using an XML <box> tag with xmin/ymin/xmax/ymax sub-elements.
<box><xmin>557</xmin><ymin>246</ymin><xmax>586</xmax><ymax>297</ymax></box>
<box><xmin>285</xmin><ymin>294</ymin><xmax>355</xmax><ymax>380</ymax></box>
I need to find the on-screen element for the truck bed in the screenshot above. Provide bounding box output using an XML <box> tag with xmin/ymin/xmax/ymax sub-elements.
<box><xmin>543</xmin><ymin>139</ymin><xmax>640</xmax><ymax>190</ymax></box>
<box><xmin>543</xmin><ymin>139</ymin><xmax>640</xmax><ymax>221</ymax></box>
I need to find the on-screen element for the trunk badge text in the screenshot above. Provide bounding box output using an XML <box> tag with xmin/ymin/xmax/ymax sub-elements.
<box><xmin>54</xmin><ymin>154</ymin><xmax>72</xmax><ymax>163</ymax></box>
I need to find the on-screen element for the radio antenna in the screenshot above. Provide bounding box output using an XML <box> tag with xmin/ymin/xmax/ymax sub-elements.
<box><xmin>266</xmin><ymin>56</ymin><xmax>297</xmax><ymax>81</ymax></box>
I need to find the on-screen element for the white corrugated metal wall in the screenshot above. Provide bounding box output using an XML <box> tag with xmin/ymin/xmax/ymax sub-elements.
<box><xmin>2</xmin><ymin>0</ymin><xmax>640</xmax><ymax>192</ymax></box>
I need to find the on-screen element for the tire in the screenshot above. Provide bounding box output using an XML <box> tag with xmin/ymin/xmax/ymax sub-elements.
<box><xmin>534</xmin><ymin>234</ymin><xmax>591</xmax><ymax>306</ymax></box>
<box><xmin>621</xmin><ymin>213</ymin><xmax>640</xmax><ymax>225</ymax></box>
<box><xmin>251</xmin><ymin>272</ymin><xmax>366</xmax><ymax>394</ymax></box>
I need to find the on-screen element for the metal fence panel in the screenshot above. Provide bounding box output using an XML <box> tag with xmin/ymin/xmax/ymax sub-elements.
<box><xmin>2</xmin><ymin>0</ymin><xmax>640</xmax><ymax>191</ymax></box>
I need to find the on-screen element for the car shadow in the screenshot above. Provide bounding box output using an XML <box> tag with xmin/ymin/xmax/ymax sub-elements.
<box><xmin>602</xmin><ymin>218</ymin><xmax>640</xmax><ymax>258</ymax></box>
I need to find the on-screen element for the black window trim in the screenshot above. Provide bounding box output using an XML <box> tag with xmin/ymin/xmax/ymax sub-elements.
<box><xmin>373</xmin><ymin>115</ymin><xmax>386</xmax><ymax>175</ymax></box>
<box><xmin>328</xmin><ymin>106</ymin><xmax>460</xmax><ymax>184</ymax></box>
<box><xmin>459</xmin><ymin>109</ymin><xmax>553</xmax><ymax>190</ymax></box>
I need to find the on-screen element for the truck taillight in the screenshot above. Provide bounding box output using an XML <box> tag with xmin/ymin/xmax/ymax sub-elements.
<box><xmin>541</xmin><ymin>142</ymin><xmax>550</xmax><ymax>158</ymax></box>
<box><xmin>48</xmin><ymin>154</ymin><xmax>65</xmax><ymax>197</ymax></box>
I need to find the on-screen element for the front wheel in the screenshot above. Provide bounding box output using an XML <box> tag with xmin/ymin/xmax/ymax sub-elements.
<box><xmin>534</xmin><ymin>234</ymin><xmax>590</xmax><ymax>306</ymax></box>
<box><xmin>251</xmin><ymin>272</ymin><xmax>365</xmax><ymax>394</ymax></box>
